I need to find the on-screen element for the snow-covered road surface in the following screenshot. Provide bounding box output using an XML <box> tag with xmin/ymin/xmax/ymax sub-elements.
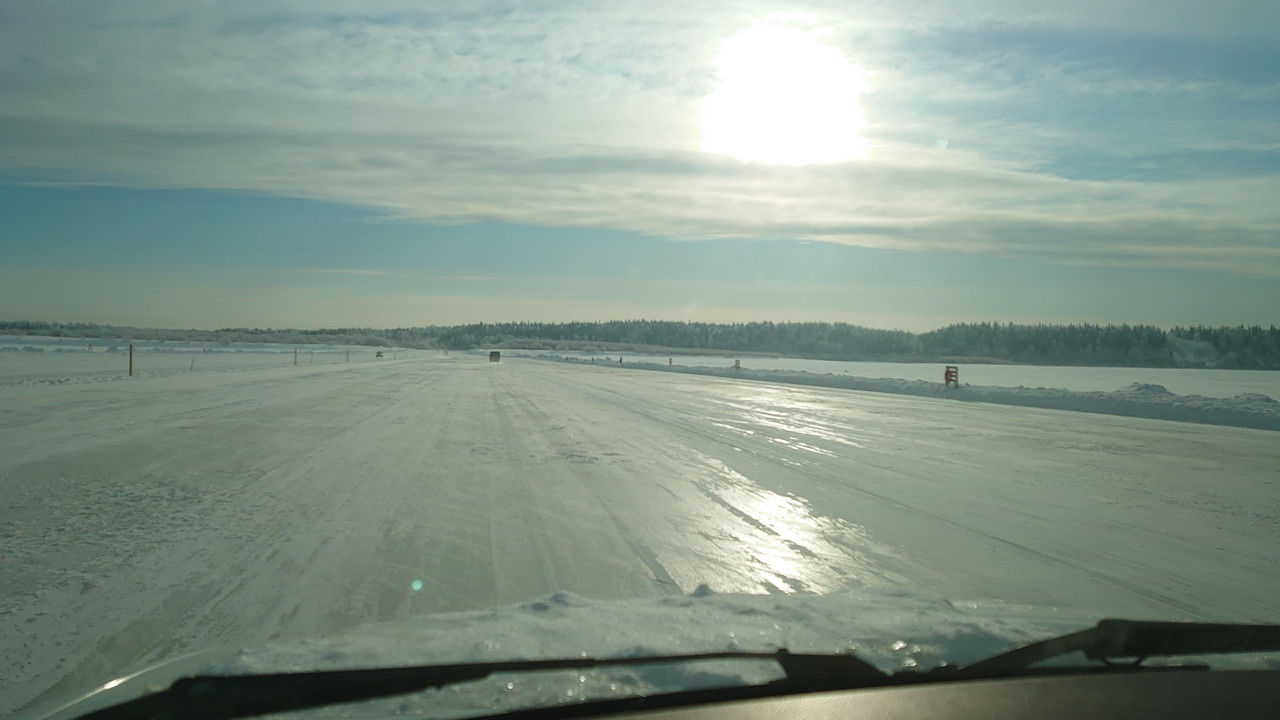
<box><xmin>2</xmin><ymin>355</ymin><xmax>1278</xmax><ymax>714</ymax></box>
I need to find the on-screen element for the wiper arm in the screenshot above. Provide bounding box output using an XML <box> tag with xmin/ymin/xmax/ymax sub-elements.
<box><xmin>953</xmin><ymin>619</ymin><xmax>1280</xmax><ymax>678</ymax></box>
<box><xmin>76</xmin><ymin>649</ymin><xmax>885</xmax><ymax>720</ymax></box>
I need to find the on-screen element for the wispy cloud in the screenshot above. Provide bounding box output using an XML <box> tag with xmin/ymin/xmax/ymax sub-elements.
<box><xmin>296</xmin><ymin>268</ymin><xmax>413</xmax><ymax>278</ymax></box>
<box><xmin>2</xmin><ymin>1</ymin><xmax>1278</xmax><ymax>274</ymax></box>
<box><xmin>295</xmin><ymin>268</ymin><xmax>501</xmax><ymax>282</ymax></box>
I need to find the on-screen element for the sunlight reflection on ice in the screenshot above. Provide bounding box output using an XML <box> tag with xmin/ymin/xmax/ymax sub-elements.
<box><xmin>686</xmin><ymin>457</ymin><xmax>898</xmax><ymax>596</ymax></box>
<box><xmin>715</xmin><ymin>386</ymin><xmax>875</xmax><ymax>451</ymax></box>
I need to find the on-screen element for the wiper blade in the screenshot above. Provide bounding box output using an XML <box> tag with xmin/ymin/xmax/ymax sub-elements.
<box><xmin>75</xmin><ymin>649</ymin><xmax>884</xmax><ymax>720</ymax></box>
<box><xmin>954</xmin><ymin>619</ymin><xmax>1280</xmax><ymax>677</ymax></box>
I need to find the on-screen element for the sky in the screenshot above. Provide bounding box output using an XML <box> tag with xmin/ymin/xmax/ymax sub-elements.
<box><xmin>1</xmin><ymin>0</ymin><xmax>1277</xmax><ymax>331</ymax></box>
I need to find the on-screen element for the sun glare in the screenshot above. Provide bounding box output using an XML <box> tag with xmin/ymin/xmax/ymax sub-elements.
<box><xmin>698</xmin><ymin>16</ymin><xmax>870</xmax><ymax>165</ymax></box>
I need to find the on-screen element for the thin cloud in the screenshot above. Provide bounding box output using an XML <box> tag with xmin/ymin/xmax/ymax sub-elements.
<box><xmin>295</xmin><ymin>269</ymin><xmax>502</xmax><ymax>281</ymax></box>
<box><xmin>297</xmin><ymin>268</ymin><xmax>413</xmax><ymax>278</ymax></box>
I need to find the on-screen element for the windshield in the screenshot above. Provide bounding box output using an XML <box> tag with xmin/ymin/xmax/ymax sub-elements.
<box><xmin>2</xmin><ymin>1</ymin><xmax>1279</xmax><ymax>718</ymax></box>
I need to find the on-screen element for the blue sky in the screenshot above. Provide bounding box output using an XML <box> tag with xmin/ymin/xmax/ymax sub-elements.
<box><xmin>1</xmin><ymin>1</ymin><xmax>1277</xmax><ymax>331</ymax></box>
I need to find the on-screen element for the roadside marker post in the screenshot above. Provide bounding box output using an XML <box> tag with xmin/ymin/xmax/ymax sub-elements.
<box><xmin>129</xmin><ymin>344</ymin><xmax>133</xmax><ymax>377</ymax></box>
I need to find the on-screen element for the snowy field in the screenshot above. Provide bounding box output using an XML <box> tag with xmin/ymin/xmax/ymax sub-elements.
<box><xmin>2</xmin><ymin>353</ymin><xmax>1279</xmax><ymax>715</ymax></box>
<box><xmin>0</xmin><ymin>335</ymin><xmax>415</xmax><ymax>385</ymax></box>
<box><xmin>517</xmin><ymin>350</ymin><xmax>1280</xmax><ymax>399</ymax></box>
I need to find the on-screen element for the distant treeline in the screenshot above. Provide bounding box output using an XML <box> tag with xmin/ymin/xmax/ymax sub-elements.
<box><xmin>0</xmin><ymin>320</ymin><xmax>404</xmax><ymax>349</ymax></box>
<box><xmin>3</xmin><ymin>320</ymin><xmax>1278</xmax><ymax>369</ymax></box>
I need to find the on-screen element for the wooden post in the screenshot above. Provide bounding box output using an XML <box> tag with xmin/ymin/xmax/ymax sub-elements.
<box><xmin>294</xmin><ymin>348</ymin><xmax>298</xmax><ymax>367</ymax></box>
<box><xmin>129</xmin><ymin>343</ymin><xmax>133</xmax><ymax>377</ymax></box>
<box><xmin>944</xmin><ymin>365</ymin><xmax>959</xmax><ymax>389</ymax></box>
<box><xmin>189</xmin><ymin>357</ymin><xmax>195</xmax><ymax>371</ymax></box>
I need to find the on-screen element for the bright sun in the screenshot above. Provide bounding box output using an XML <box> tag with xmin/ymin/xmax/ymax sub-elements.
<box><xmin>698</xmin><ymin>16</ymin><xmax>870</xmax><ymax>165</ymax></box>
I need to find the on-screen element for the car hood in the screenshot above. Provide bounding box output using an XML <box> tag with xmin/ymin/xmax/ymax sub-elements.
<box><xmin>23</xmin><ymin>586</ymin><xmax>1105</xmax><ymax>720</ymax></box>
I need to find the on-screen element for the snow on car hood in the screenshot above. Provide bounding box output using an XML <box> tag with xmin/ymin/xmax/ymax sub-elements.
<box><xmin>222</xmin><ymin>585</ymin><xmax>1096</xmax><ymax>672</ymax></box>
<box><xmin>25</xmin><ymin>585</ymin><xmax>1103</xmax><ymax>720</ymax></box>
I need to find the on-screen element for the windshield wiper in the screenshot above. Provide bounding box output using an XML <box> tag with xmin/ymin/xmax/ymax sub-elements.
<box><xmin>73</xmin><ymin>649</ymin><xmax>884</xmax><ymax>720</ymax></box>
<box><xmin>951</xmin><ymin>619</ymin><xmax>1280</xmax><ymax>678</ymax></box>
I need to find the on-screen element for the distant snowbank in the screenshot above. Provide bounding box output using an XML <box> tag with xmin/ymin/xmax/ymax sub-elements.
<box><xmin>550</xmin><ymin>358</ymin><xmax>1280</xmax><ymax>431</ymax></box>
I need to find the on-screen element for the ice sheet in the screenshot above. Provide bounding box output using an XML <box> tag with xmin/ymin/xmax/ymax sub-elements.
<box><xmin>2</xmin><ymin>355</ymin><xmax>1277</xmax><ymax>715</ymax></box>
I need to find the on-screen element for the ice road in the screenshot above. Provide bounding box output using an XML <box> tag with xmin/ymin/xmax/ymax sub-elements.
<box><xmin>2</xmin><ymin>353</ymin><xmax>1277</xmax><ymax>713</ymax></box>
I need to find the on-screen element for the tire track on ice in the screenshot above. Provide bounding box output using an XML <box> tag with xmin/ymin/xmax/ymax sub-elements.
<box><xmin>492</xmin><ymin>376</ymin><xmax>681</xmax><ymax>597</ymax></box>
<box><xmin>488</xmin><ymin>370</ymin><xmax>561</xmax><ymax>596</ymax></box>
<box><xmin>497</xmin><ymin>365</ymin><xmax>894</xmax><ymax>596</ymax></box>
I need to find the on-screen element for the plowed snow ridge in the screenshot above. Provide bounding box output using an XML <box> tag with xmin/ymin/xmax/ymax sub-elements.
<box><xmin>537</xmin><ymin>357</ymin><xmax>1280</xmax><ymax>431</ymax></box>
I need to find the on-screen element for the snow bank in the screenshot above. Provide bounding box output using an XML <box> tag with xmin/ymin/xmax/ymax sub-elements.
<box><xmin>550</xmin><ymin>359</ymin><xmax>1280</xmax><ymax>431</ymax></box>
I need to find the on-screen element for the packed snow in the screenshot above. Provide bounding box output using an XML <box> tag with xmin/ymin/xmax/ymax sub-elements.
<box><xmin>2</xmin><ymin>352</ymin><xmax>1278</xmax><ymax>717</ymax></box>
